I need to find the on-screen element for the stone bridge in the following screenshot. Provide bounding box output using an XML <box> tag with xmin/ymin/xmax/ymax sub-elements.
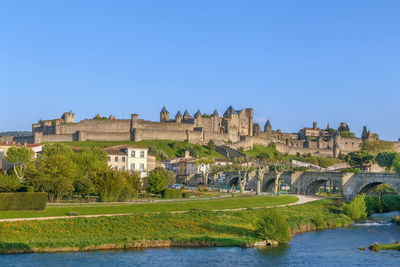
<box><xmin>211</xmin><ymin>171</ymin><xmax>400</xmax><ymax>200</ymax></box>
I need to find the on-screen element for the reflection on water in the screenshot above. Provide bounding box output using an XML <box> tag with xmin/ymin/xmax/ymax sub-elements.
<box><xmin>1</xmin><ymin>212</ymin><xmax>399</xmax><ymax>267</ymax></box>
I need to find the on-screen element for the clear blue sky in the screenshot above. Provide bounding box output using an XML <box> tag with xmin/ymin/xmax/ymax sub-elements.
<box><xmin>1</xmin><ymin>1</ymin><xmax>399</xmax><ymax>140</ymax></box>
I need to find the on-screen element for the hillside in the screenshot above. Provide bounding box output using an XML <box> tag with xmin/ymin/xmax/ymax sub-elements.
<box><xmin>60</xmin><ymin>140</ymin><xmax>225</xmax><ymax>160</ymax></box>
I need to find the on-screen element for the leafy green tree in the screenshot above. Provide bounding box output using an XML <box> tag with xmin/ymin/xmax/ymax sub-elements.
<box><xmin>6</xmin><ymin>146</ymin><xmax>34</xmax><ymax>181</ymax></box>
<box><xmin>0</xmin><ymin>172</ymin><xmax>21</xmax><ymax>192</ymax></box>
<box><xmin>208</xmin><ymin>140</ymin><xmax>216</xmax><ymax>153</ymax></box>
<box><xmin>256</xmin><ymin>209</ymin><xmax>291</xmax><ymax>243</ymax></box>
<box><xmin>343</xmin><ymin>194</ymin><xmax>367</xmax><ymax>220</ymax></box>
<box><xmin>362</xmin><ymin>140</ymin><xmax>394</xmax><ymax>154</ymax></box>
<box><xmin>25</xmin><ymin>154</ymin><xmax>77</xmax><ymax>202</ymax></box>
<box><xmin>118</xmin><ymin>171</ymin><xmax>142</xmax><ymax>201</ymax></box>
<box><xmin>339</xmin><ymin>131</ymin><xmax>356</xmax><ymax>138</ymax></box>
<box><xmin>391</xmin><ymin>155</ymin><xmax>400</xmax><ymax>174</ymax></box>
<box><xmin>345</xmin><ymin>151</ymin><xmax>374</xmax><ymax>170</ymax></box>
<box><xmin>145</xmin><ymin>167</ymin><xmax>175</xmax><ymax>195</ymax></box>
<box><xmin>90</xmin><ymin>169</ymin><xmax>127</xmax><ymax>202</ymax></box>
<box><xmin>42</xmin><ymin>143</ymin><xmax>73</xmax><ymax>157</ymax></box>
<box><xmin>375</xmin><ymin>152</ymin><xmax>397</xmax><ymax>171</ymax></box>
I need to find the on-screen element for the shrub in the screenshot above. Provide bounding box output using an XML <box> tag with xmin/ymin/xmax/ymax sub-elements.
<box><xmin>255</xmin><ymin>209</ymin><xmax>291</xmax><ymax>243</ymax></box>
<box><xmin>0</xmin><ymin>192</ymin><xmax>47</xmax><ymax>211</ymax></box>
<box><xmin>197</xmin><ymin>185</ymin><xmax>207</xmax><ymax>192</ymax></box>
<box><xmin>343</xmin><ymin>194</ymin><xmax>367</xmax><ymax>220</ymax></box>
<box><xmin>162</xmin><ymin>189</ymin><xmax>182</xmax><ymax>199</ymax></box>
<box><xmin>0</xmin><ymin>173</ymin><xmax>22</xmax><ymax>192</ymax></box>
<box><xmin>145</xmin><ymin>167</ymin><xmax>175</xmax><ymax>195</ymax></box>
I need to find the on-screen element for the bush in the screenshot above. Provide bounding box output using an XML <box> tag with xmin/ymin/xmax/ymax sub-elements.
<box><xmin>0</xmin><ymin>192</ymin><xmax>47</xmax><ymax>211</ymax></box>
<box><xmin>255</xmin><ymin>209</ymin><xmax>291</xmax><ymax>243</ymax></box>
<box><xmin>0</xmin><ymin>173</ymin><xmax>22</xmax><ymax>192</ymax></box>
<box><xmin>197</xmin><ymin>185</ymin><xmax>207</xmax><ymax>192</ymax></box>
<box><xmin>146</xmin><ymin>167</ymin><xmax>175</xmax><ymax>195</ymax></box>
<box><xmin>162</xmin><ymin>189</ymin><xmax>182</xmax><ymax>199</ymax></box>
<box><xmin>343</xmin><ymin>194</ymin><xmax>367</xmax><ymax>220</ymax></box>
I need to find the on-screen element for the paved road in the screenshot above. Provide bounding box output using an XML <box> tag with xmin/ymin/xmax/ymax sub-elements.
<box><xmin>0</xmin><ymin>195</ymin><xmax>322</xmax><ymax>223</ymax></box>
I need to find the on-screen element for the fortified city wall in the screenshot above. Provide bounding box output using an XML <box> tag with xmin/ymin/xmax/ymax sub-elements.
<box><xmin>29</xmin><ymin>107</ymin><xmax>400</xmax><ymax>158</ymax></box>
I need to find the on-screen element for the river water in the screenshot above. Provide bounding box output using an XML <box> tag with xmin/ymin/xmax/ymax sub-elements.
<box><xmin>1</xmin><ymin>212</ymin><xmax>399</xmax><ymax>267</ymax></box>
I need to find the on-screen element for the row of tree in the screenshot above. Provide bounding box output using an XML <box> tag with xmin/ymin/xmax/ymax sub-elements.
<box><xmin>2</xmin><ymin>144</ymin><xmax>144</xmax><ymax>201</ymax></box>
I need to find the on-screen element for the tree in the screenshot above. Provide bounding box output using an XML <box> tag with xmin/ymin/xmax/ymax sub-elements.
<box><xmin>195</xmin><ymin>158</ymin><xmax>215</xmax><ymax>185</ymax></box>
<box><xmin>208</xmin><ymin>140</ymin><xmax>216</xmax><ymax>153</ymax></box>
<box><xmin>362</xmin><ymin>140</ymin><xmax>394</xmax><ymax>154</ymax></box>
<box><xmin>145</xmin><ymin>167</ymin><xmax>175</xmax><ymax>195</ymax></box>
<box><xmin>232</xmin><ymin>156</ymin><xmax>254</xmax><ymax>193</ymax></box>
<box><xmin>42</xmin><ymin>143</ymin><xmax>73</xmax><ymax>157</ymax></box>
<box><xmin>343</xmin><ymin>194</ymin><xmax>367</xmax><ymax>220</ymax></box>
<box><xmin>345</xmin><ymin>151</ymin><xmax>374</xmax><ymax>170</ymax></box>
<box><xmin>375</xmin><ymin>152</ymin><xmax>397</xmax><ymax>171</ymax></box>
<box><xmin>392</xmin><ymin>155</ymin><xmax>400</xmax><ymax>174</ymax></box>
<box><xmin>90</xmin><ymin>169</ymin><xmax>128</xmax><ymax>202</ymax></box>
<box><xmin>6</xmin><ymin>146</ymin><xmax>34</xmax><ymax>181</ymax></box>
<box><xmin>0</xmin><ymin>172</ymin><xmax>21</xmax><ymax>192</ymax></box>
<box><xmin>25</xmin><ymin>154</ymin><xmax>77</xmax><ymax>202</ymax></box>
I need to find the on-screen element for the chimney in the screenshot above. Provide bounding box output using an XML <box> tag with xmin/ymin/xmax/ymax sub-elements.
<box><xmin>313</xmin><ymin>122</ymin><xmax>317</xmax><ymax>129</ymax></box>
<box><xmin>184</xmin><ymin>150</ymin><xmax>190</xmax><ymax>159</ymax></box>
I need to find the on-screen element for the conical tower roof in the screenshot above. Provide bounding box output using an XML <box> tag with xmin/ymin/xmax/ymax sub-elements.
<box><xmin>176</xmin><ymin>111</ymin><xmax>182</xmax><ymax>117</ymax></box>
<box><xmin>212</xmin><ymin>109</ymin><xmax>219</xmax><ymax>117</ymax></box>
<box><xmin>194</xmin><ymin>109</ymin><xmax>202</xmax><ymax>117</ymax></box>
<box><xmin>161</xmin><ymin>106</ymin><xmax>169</xmax><ymax>113</ymax></box>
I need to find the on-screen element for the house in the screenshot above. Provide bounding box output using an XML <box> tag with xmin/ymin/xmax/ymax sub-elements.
<box><xmin>0</xmin><ymin>141</ymin><xmax>43</xmax><ymax>171</ymax></box>
<box><xmin>105</xmin><ymin>145</ymin><xmax>149</xmax><ymax>178</ymax></box>
<box><xmin>214</xmin><ymin>158</ymin><xmax>232</xmax><ymax>166</ymax></box>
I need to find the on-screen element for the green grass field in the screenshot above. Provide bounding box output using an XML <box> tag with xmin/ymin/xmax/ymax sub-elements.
<box><xmin>59</xmin><ymin>139</ymin><xmax>225</xmax><ymax>160</ymax></box>
<box><xmin>0</xmin><ymin>195</ymin><xmax>298</xmax><ymax>219</ymax></box>
<box><xmin>0</xmin><ymin>199</ymin><xmax>351</xmax><ymax>253</ymax></box>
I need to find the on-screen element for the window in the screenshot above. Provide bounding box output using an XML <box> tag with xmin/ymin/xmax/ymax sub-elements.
<box><xmin>131</xmin><ymin>163</ymin><xmax>135</xmax><ymax>170</ymax></box>
<box><xmin>122</xmin><ymin>166</ymin><xmax>125</xmax><ymax>171</ymax></box>
<box><xmin>131</xmin><ymin>151</ymin><xmax>135</xmax><ymax>158</ymax></box>
<box><xmin>115</xmin><ymin>156</ymin><xmax>118</xmax><ymax>162</ymax></box>
<box><xmin>140</xmin><ymin>151</ymin><xmax>145</xmax><ymax>158</ymax></box>
<box><xmin>108</xmin><ymin>156</ymin><xmax>111</xmax><ymax>162</ymax></box>
<box><xmin>122</xmin><ymin>157</ymin><xmax>125</xmax><ymax>162</ymax></box>
<box><xmin>140</xmin><ymin>163</ymin><xmax>144</xmax><ymax>171</ymax></box>
<box><xmin>114</xmin><ymin>166</ymin><xmax>118</xmax><ymax>171</ymax></box>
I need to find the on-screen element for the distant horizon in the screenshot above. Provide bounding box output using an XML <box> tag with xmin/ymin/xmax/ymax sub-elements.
<box><xmin>1</xmin><ymin>1</ymin><xmax>399</xmax><ymax>140</ymax></box>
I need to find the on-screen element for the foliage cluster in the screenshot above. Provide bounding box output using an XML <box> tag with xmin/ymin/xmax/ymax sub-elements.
<box><xmin>161</xmin><ymin>188</ymin><xmax>182</xmax><ymax>199</ymax></box>
<box><xmin>342</xmin><ymin>194</ymin><xmax>367</xmax><ymax>220</ymax></box>
<box><xmin>145</xmin><ymin>167</ymin><xmax>175</xmax><ymax>195</ymax></box>
<box><xmin>255</xmin><ymin>209</ymin><xmax>291</xmax><ymax>243</ymax></box>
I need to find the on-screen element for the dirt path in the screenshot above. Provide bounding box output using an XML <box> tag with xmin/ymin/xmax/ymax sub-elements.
<box><xmin>0</xmin><ymin>195</ymin><xmax>322</xmax><ymax>223</ymax></box>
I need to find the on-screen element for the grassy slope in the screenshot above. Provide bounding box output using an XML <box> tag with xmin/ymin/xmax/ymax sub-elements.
<box><xmin>59</xmin><ymin>140</ymin><xmax>224</xmax><ymax>159</ymax></box>
<box><xmin>0</xmin><ymin>195</ymin><xmax>298</xmax><ymax>219</ymax></box>
<box><xmin>0</xmin><ymin>199</ymin><xmax>351</xmax><ymax>252</ymax></box>
<box><xmin>245</xmin><ymin>145</ymin><xmax>341</xmax><ymax>167</ymax></box>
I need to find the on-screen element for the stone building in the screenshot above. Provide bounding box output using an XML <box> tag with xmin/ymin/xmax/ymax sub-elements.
<box><xmin>28</xmin><ymin>106</ymin><xmax>400</xmax><ymax>158</ymax></box>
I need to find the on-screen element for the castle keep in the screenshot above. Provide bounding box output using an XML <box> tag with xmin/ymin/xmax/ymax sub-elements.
<box><xmin>31</xmin><ymin>106</ymin><xmax>399</xmax><ymax>158</ymax></box>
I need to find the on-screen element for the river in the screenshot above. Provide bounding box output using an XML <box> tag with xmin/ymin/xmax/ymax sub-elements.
<box><xmin>1</xmin><ymin>212</ymin><xmax>399</xmax><ymax>267</ymax></box>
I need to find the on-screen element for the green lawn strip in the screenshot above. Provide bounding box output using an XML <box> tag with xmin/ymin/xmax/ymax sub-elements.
<box><xmin>370</xmin><ymin>243</ymin><xmax>400</xmax><ymax>251</ymax></box>
<box><xmin>58</xmin><ymin>140</ymin><xmax>225</xmax><ymax>159</ymax></box>
<box><xmin>0</xmin><ymin>199</ymin><xmax>350</xmax><ymax>252</ymax></box>
<box><xmin>0</xmin><ymin>195</ymin><xmax>298</xmax><ymax>219</ymax></box>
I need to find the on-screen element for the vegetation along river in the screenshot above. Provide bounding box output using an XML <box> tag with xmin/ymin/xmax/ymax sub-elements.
<box><xmin>1</xmin><ymin>212</ymin><xmax>399</xmax><ymax>267</ymax></box>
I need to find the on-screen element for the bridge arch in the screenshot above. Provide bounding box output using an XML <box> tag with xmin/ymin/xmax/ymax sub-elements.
<box><xmin>357</xmin><ymin>180</ymin><xmax>399</xmax><ymax>195</ymax></box>
<box><xmin>298</xmin><ymin>177</ymin><xmax>342</xmax><ymax>195</ymax></box>
<box><xmin>262</xmin><ymin>178</ymin><xmax>275</xmax><ymax>193</ymax></box>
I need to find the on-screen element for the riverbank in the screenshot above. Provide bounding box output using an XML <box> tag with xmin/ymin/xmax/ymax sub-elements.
<box><xmin>0</xmin><ymin>195</ymin><xmax>299</xmax><ymax>220</ymax></box>
<box><xmin>0</xmin><ymin>198</ymin><xmax>352</xmax><ymax>254</ymax></box>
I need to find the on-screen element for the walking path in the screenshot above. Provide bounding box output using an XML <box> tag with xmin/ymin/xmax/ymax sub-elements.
<box><xmin>0</xmin><ymin>195</ymin><xmax>321</xmax><ymax>223</ymax></box>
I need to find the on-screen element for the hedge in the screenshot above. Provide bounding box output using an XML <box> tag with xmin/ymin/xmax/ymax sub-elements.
<box><xmin>162</xmin><ymin>189</ymin><xmax>182</xmax><ymax>199</ymax></box>
<box><xmin>0</xmin><ymin>192</ymin><xmax>47</xmax><ymax>211</ymax></box>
